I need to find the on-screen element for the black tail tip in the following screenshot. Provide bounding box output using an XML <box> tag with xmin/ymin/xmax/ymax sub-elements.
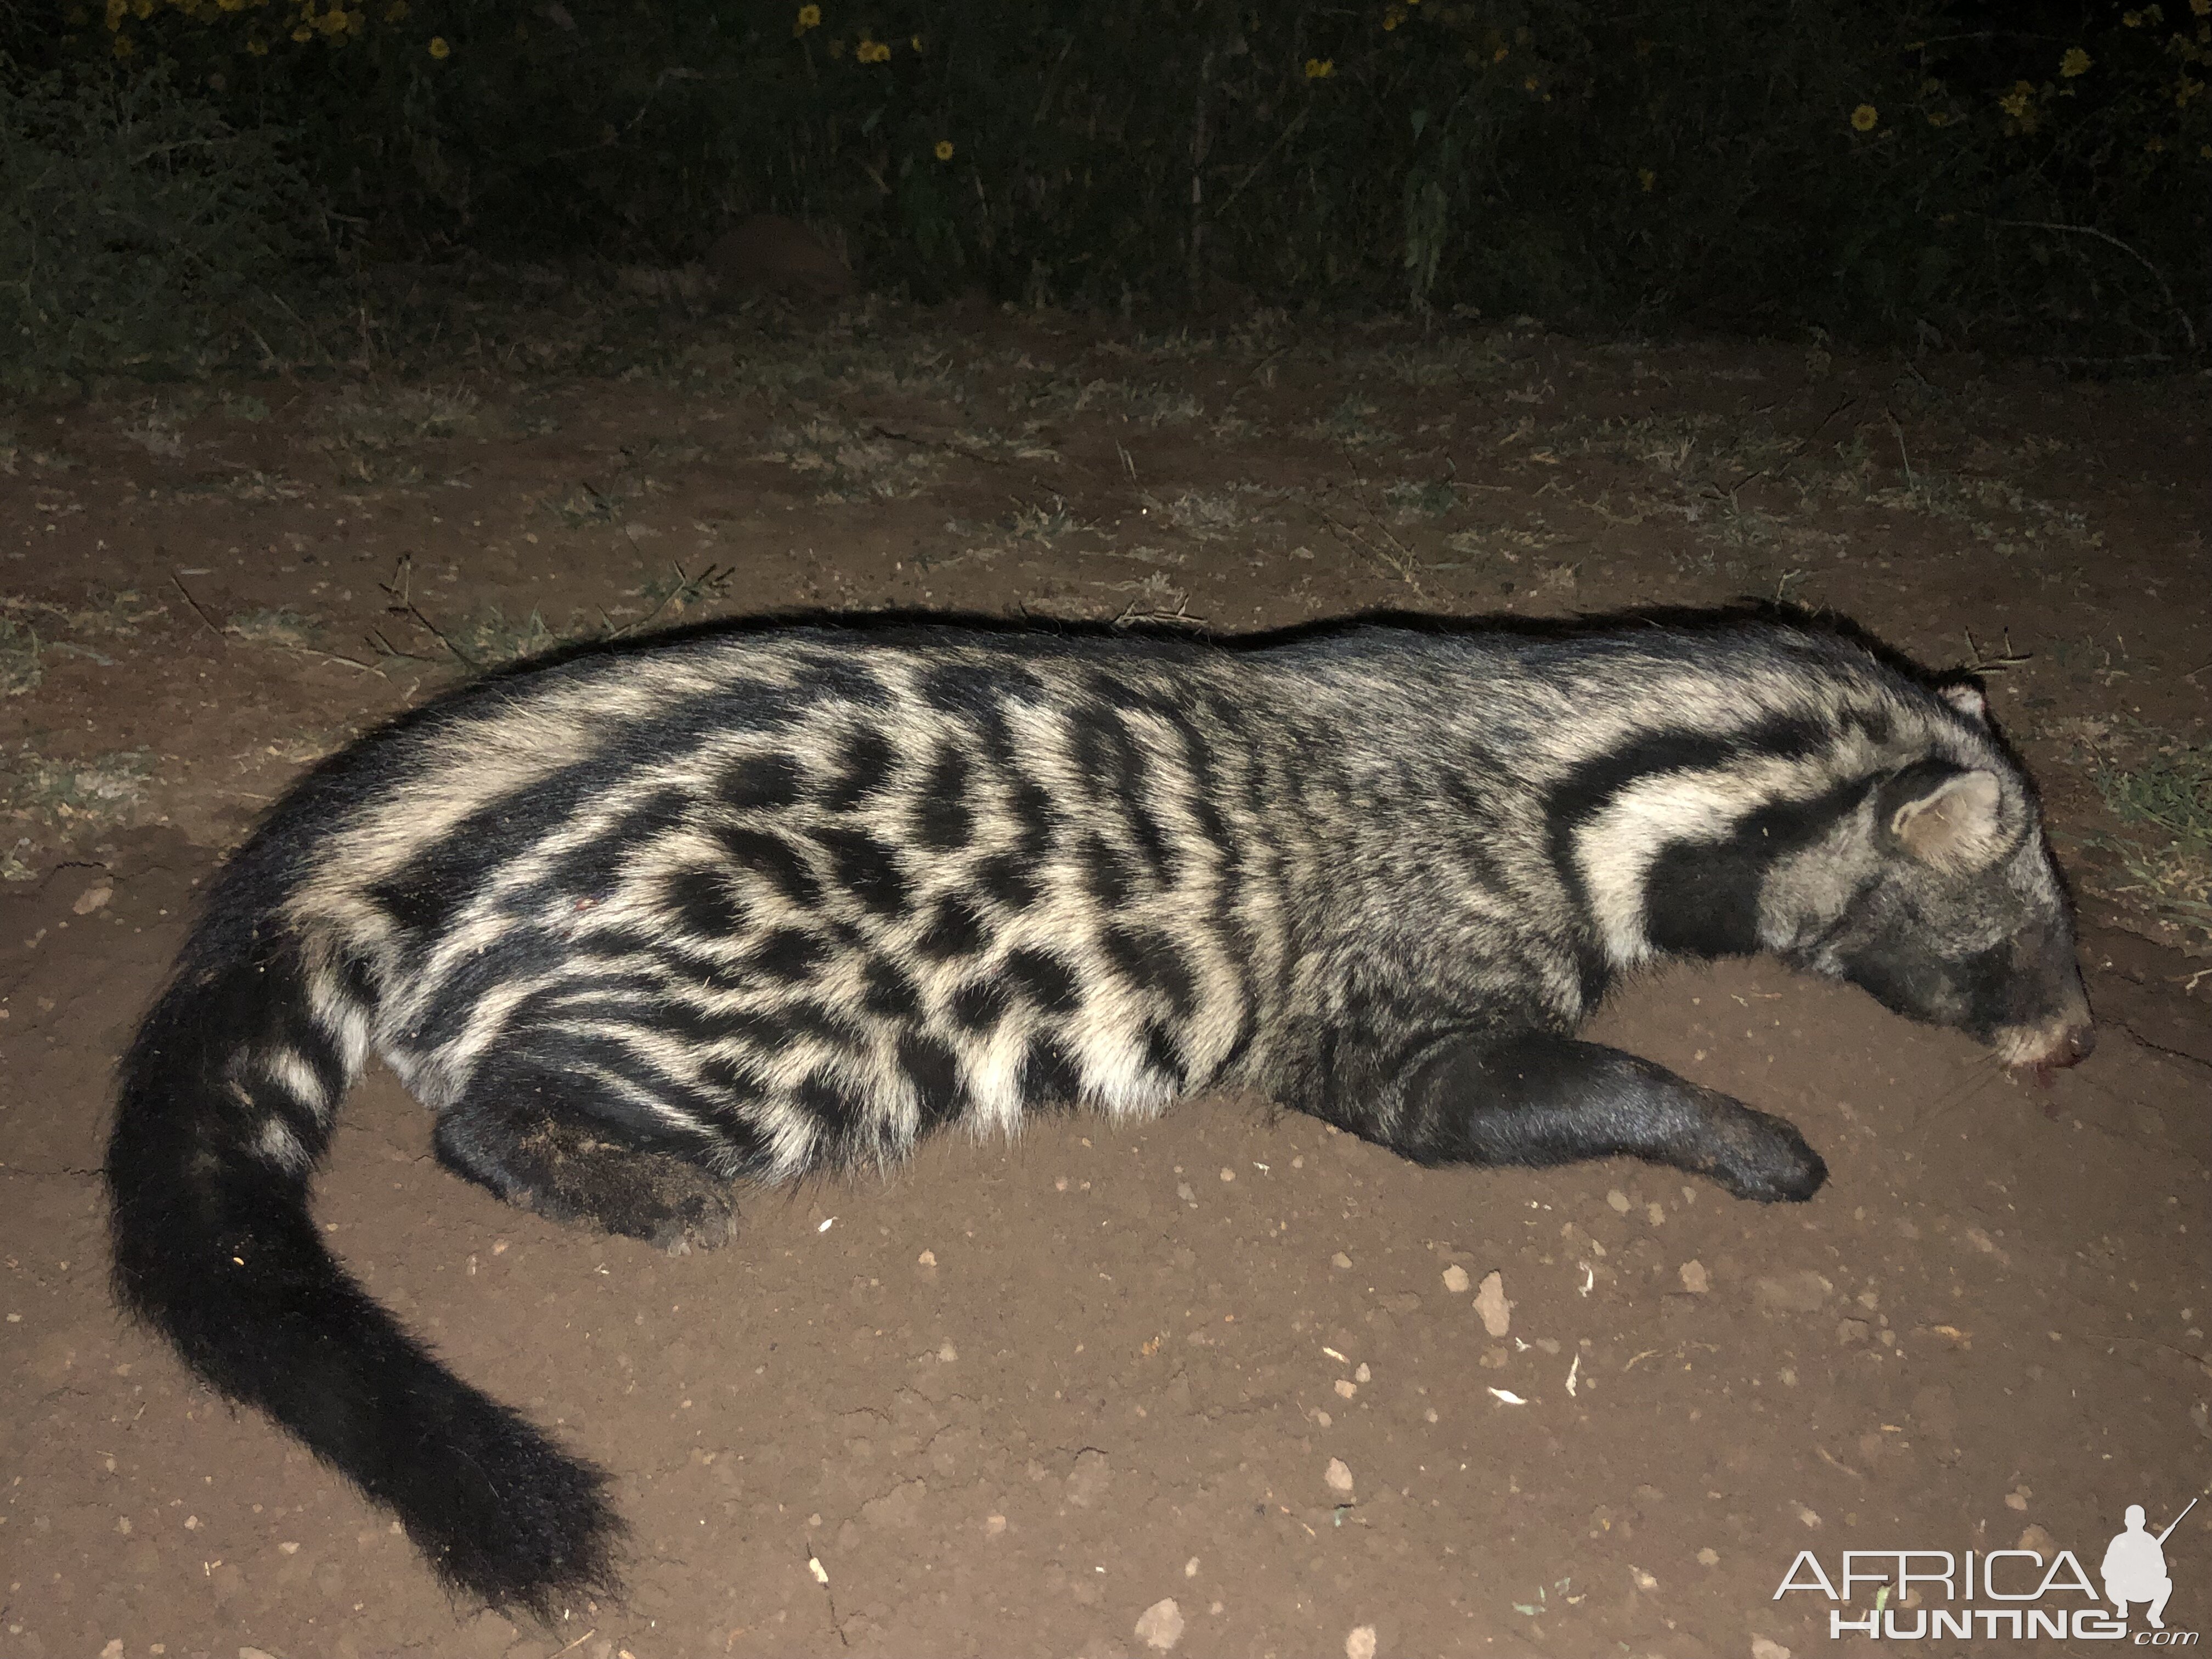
<box><xmin>415</xmin><ymin>1443</ymin><xmax>627</xmax><ymax>1616</ymax></box>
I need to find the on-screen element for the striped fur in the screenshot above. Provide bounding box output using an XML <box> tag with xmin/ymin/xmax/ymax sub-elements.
<box><xmin>106</xmin><ymin>609</ymin><xmax>2092</xmax><ymax>1610</ymax></box>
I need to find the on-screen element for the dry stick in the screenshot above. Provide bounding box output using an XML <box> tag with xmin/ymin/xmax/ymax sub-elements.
<box><xmin>169</xmin><ymin>572</ymin><xmax>227</xmax><ymax>640</ymax></box>
<box><xmin>1988</xmin><ymin>219</ymin><xmax>2198</xmax><ymax>353</ymax></box>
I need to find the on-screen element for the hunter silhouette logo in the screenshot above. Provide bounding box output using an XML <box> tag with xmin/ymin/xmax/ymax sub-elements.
<box><xmin>2106</xmin><ymin>1500</ymin><xmax>2194</xmax><ymax>1632</ymax></box>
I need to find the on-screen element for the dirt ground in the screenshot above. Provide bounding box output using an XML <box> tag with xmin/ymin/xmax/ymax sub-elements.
<box><xmin>3</xmin><ymin>291</ymin><xmax>2209</xmax><ymax>1659</ymax></box>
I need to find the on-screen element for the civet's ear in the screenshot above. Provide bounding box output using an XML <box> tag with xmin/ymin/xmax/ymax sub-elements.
<box><xmin>1880</xmin><ymin>761</ymin><xmax>2006</xmax><ymax>868</ymax></box>
<box><xmin>1934</xmin><ymin>678</ymin><xmax>1989</xmax><ymax>725</ymax></box>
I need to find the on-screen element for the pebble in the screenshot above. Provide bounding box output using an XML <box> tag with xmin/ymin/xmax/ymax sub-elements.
<box><xmin>1346</xmin><ymin>1625</ymin><xmax>1379</xmax><ymax>1659</ymax></box>
<box><xmin>1354</xmin><ymin>1362</ymin><xmax>1370</xmax><ymax>1383</ymax></box>
<box><xmin>1679</xmin><ymin>1260</ymin><xmax>1710</xmax><ymax>1294</ymax></box>
<box><xmin>1752</xmin><ymin>1271</ymin><xmax>1831</xmax><ymax>1314</ymax></box>
<box><xmin>1697</xmin><ymin>1547</ymin><xmax>1720</xmax><ymax>1565</ymax></box>
<box><xmin>1325</xmin><ymin>1457</ymin><xmax>1355</xmax><ymax>1496</ymax></box>
<box><xmin>1065</xmin><ymin>1448</ymin><xmax>1113</xmax><ymax>1508</ymax></box>
<box><xmin>1335</xmin><ymin>1379</ymin><xmax>1357</xmax><ymax>1398</ymax></box>
<box><xmin>1750</xmin><ymin>1641</ymin><xmax>1793</xmax><ymax>1659</ymax></box>
<box><xmin>1474</xmin><ymin>1271</ymin><xmax>1511</xmax><ymax>1336</ymax></box>
<box><xmin>1184</xmin><ymin>1556</ymin><xmax>1200</xmax><ymax>1577</ymax></box>
<box><xmin>2005</xmin><ymin>1486</ymin><xmax>2031</xmax><ymax>1511</ymax></box>
<box><xmin>1332</xmin><ymin>1251</ymin><xmax>1354</xmax><ymax>1268</ymax></box>
<box><xmin>1135</xmin><ymin>1597</ymin><xmax>1186</xmax><ymax>1650</ymax></box>
<box><xmin>917</xmin><ymin>1249</ymin><xmax>937</xmax><ymax>1268</ymax></box>
<box><xmin>1606</xmin><ymin>1188</ymin><xmax>1632</xmax><ymax>1214</ymax></box>
<box><xmin>1442</xmin><ymin>1264</ymin><xmax>1471</xmax><ymax>1294</ymax></box>
<box><xmin>1219</xmin><ymin>1167</ymin><xmax>1235</xmax><ymax>1182</ymax></box>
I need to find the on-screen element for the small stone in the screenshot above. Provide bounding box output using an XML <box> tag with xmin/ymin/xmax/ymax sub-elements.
<box><xmin>1442</xmin><ymin>1264</ymin><xmax>1471</xmax><ymax>1294</ymax></box>
<box><xmin>1679</xmin><ymin>1260</ymin><xmax>1710</xmax><ymax>1294</ymax></box>
<box><xmin>1837</xmin><ymin>1318</ymin><xmax>1871</xmax><ymax>1344</ymax></box>
<box><xmin>1697</xmin><ymin>1547</ymin><xmax>1720</xmax><ymax>1566</ymax></box>
<box><xmin>1219</xmin><ymin>1167</ymin><xmax>1235</xmax><ymax>1183</ymax></box>
<box><xmin>1335</xmin><ymin>1379</ymin><xmax>1357</xmax><ymax>1399</ymax></box>
<box><xmin>917</xmin><ymin>1249</ymin><xmax>936</xmax><ymax>1267</ymax></box>
<box><xmin>1606</xmin><ymin>1189</ymin><xmax>1632</xmax><ymax>1214</ymax></box>
<box><xmin>1750</xmin><ymin>1640</ymin><xmax>1793</xmax><ymax>1659</ymax></box>
<box><xmin>1184</xmin><ymin>1556</ymin><xmax>1200</xmax><ymax>1577</ymax></box>
<box><xmin>277</xmin><ymin>1540</ymin><xmax>299</xmax><ymax>1554</ymax></box>
<box><xmin>1354</xmin><ymin>1362</ymin><xmax>1370</xmax><ymax>1383</ymax></box>
<box><xmin>1474</xmin><ymin>1271</ymin><xmax>1511</xmax><ymax>1336</ymax></box>
<box><xmin>938</xmin><ymin>1340</ymin><xmax>957</xmax><ymax>1362</ymax></box>
<box><xmin>1793</xmin><ymin>1504</ymin><xmax>1822</xmax><ymax>1529</ymax></box>
<box><xmin>1646</xmin><ymin>1203</ymin><xmax>1666</xmax><ymax>1226</ymax></box>
<box><xmin>1346</xmin><ymin>1625</ymin><xmax>1379</xmax><ymax>1659</ymax></box>
<box><xmin>1325</xmin><ymin>1457</ymin><xmax>1355</xmax><ymax>1496</ymax></box>
<box><xmin>1314</xmin><ymin>1409</ymin><xmax>1332</xmax><ymax>1427</ymax></box>
<box><xmin>2005</xmin><ymin>1487</ymin><xmax>2030</xmax><ymax>1511</ymax></box>
<box><xmin>985</xmin><ymin>1514</ymin><xmax>1007</xmax><ymax>1536</ymax></box>
<box><xmin>1135</xmin><ymin>1597</ymin><xmax>1186</xmax><ymax>1650</ymax></box>
<box><xmin>1753</xmin><ymin>1271</ymin><xmax>1832</xmax><ymax>1314</ymax></box>
<box><xmin>1066</xmin><ymin>1448</ymin><xmax>1113</xmax><ymax>1508</ymax></box>
<box><xmin>1331</xmin><ymin>1251</ymin><xmax>1353</xmax><ymax>1269</ymax></box>
<box><xmin>1632</xmin><ymin>1567</ymin><xmax>1658</xmax><ymax>1589</ymax></box>
<box><xmin>1177</xmin><ymin>1182</ymin><xmax>1196</xmax><ymax>1201</ymax></box>
<box><xmin>100</xmin><ymin>1643</ymin><xmax>122</xmax><ymax>1659</ymax></box>
<box><xmin>72</xmin><ymin>882</ymin><xmax>113</xmax><ymax>916</ymax></box>
<box><xmin>2017</xmin><ymin>1523</ymin><xmax>2056</xmax><ymax>1553</ymax></box>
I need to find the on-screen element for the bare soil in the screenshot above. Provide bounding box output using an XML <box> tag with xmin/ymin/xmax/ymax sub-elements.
<box><xmin>3</xmin><ymin>296</ymin><xmax>2208</xmax><ymax>1659</ymax></box>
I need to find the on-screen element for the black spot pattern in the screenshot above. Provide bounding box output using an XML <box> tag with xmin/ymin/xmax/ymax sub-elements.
<box><xmin>815</xmin><ymin>826</ymin><xmax>910</xmax><ymax>915</ymax></box>
<box><xmin>916</xmin><ymin>894</ymin><xmax>990</xmax><ymax>960</ymax></box>
<box><xmin>913</xmin><ymin>746</ymin><xmax>974</xmax><ymax>851</ymax></box>
<box><xmin>719</xmin><ymin>752</ymin><xmax>804</xmax><ymax>811</ymax></box>
<box><xmin>716</xmin><ymin>827</ymin><xmax>821</xmax><ymax>906</ymax></box>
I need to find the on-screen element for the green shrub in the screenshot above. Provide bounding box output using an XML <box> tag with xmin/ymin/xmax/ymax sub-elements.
<box><xmin>0</xmin><ymin>63</ymin><xmax>329</xmax><ymax>390</ymax></box>
<box><xmin>46</xmin><ymin>1</ymin><xmax>2212</xmax><ymax>353</ymax></box>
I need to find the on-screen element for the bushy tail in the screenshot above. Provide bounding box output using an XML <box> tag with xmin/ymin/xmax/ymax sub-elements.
<box><xmin>105</xmin><ymin>912</ymin><xmax>622</xmax><ymax>1611</ymax></box>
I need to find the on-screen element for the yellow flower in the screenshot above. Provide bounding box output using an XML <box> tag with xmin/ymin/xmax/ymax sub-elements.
<box><xmin>1523</xmin><ymin>74</ymin><xmax>1538</xmax><ymax>91</ymax></box>
<box><xmin>934</xmin><ymin>138</ymin><xmax>953</xmax><ymax>160</ymax></box>
<box><xmin>2059</xmin><ymin>46</ymin><xmax>2092</xmax><ymax>76</ymax></box>
<box><xmin>291</xmin><ymin>22</ymin><xmax>311</xmax><ymax>38</ymax></box>
<box><xmin>111</xmin><ymin>28</ymin><xmax>134</xmax><ymax>52</ymax></box>
<box><xmin>2147</xmin><ymin>133</ymin><xmax>2166</xmax><ymax>149</ymax></box>
<box><xmin>826</xmin><ymin>36</ymin><xmax>843</xmax><ymax>57</ymax></box>
<box><xmin>910</xmin><ymin>33</ymin><xmax>922</xmax><ymax>49</ymax></box>
<box><xmin>1638</xmin><ymin>167</ymin><xmax>1656</xmax><ymax>191</ymax></box>
<box><xmin>795</xmin><ymin>3</ymin><xmax>819</xmax><ymax>28</ymax></box>
<box><xmin>860</xmin><ymin>36</ymin><xmax>890</xmax><ymax>61</ymax></box>
<box><xmin>1999</xmin><ymin>80</ymin><xmax>2034</xmax><ymax>118</ymax></box>
<box><xmin>218</xmin><ymin>0</ymin><xmax>244</xmax><ymax>10</ymax></box>
<box><xmin>2194</xmin><ymin>0</ymin><xmax>2209</xmax><ymax>16</ymax></box>
<box><xmin>1851</xmin><ymin>103</ymin><xmax>1878</xmax><ymax>130</ymax></box>
<box><xmin>1304</xmin><ymin>56</ymin><xmax>1334</xmax><ymax>78</ymax></box>
<box><xmin>385</xmin><ymin>0</ymin><xmax>407</xmax><ymax>19</ymax></box>
<box><xmin>2124</xmin><ymin>8</ymin><xmax>2141</xmax><ymax>21</ymax></box>
<box><xmin>317</xmin><ymin>8</ymin><xmax>348</xmax><ymax>34</ymax></box>
<box><xmin>1493</xmin><ymin>43</ymin><xmax>1508</xmax><ymax>60</ymax></box>
<box><xmin>105</xmin><ymin>0</ymin><xmax>125</xmax><ymax>27</ymax></box>
<box><xmin>427</xmin><ymin>32</ymin><xmax>448</xmax><ymax>55</ymax></box>
<box><xmin>246</xmin><ymin>35</ymin><xmax>268</xmax><ymax>51</ymax></box>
